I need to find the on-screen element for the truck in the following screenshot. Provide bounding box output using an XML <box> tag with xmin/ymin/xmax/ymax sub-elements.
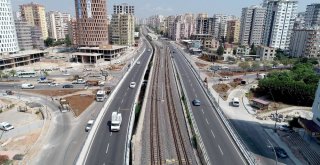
<box><xmin>111</xmin><ymin>112</ymin><xmax>122</xmax><ymax>132</ymax></box>
<box><xmin>257</xmin><ymin>73</ymin><xmax>266</xmax><ymax>80</ymax></box>
<box><xmin>96</xmin><ymin>90</ymin><xmax>106</xmax><ymax>102</ymax></box>
<box><xmin>72</xmin><ymin>78</ymin><xmax>86</xmax><ymax>84</ymax></box>
<box><xmin>59</xmin><ymin>98</ymin><xmax>70</xmax><ymax>112</ymax></box>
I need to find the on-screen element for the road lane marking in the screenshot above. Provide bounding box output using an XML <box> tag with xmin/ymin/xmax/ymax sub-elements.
<box><xmin>106</xmin><ymin>143</ymin><xmax>110</xmax><ymax>154</ymax></box>
<box><xmin>206</xmin><ymin>118</ymin><xmax>209</xmax><ymax>125</ymax></box>
<box><xmin>195</xmin><ymin>94</ymin><xmax>198</xmax><ymax>98</ymax></box>
<box><xmin>110</xmin><ymin>132</ymin><xmax>112</xmax><ymax>136</ymax></box>
<box><xmin>121</xmin><ymin>99</ymin><xmax>124</xmax><ymax>104</ymax></box>
<box><xmin>211</xmin><ymin>130</ymin><xmax>215</xmax><ymax>138</ymax></box>
<box><xmin>218</xmin><ymin>145</ymin><xmax>224</xmax><ymax>155</ymax></box>
<box><xmin>193</xmin><ymin>88</ymin><xmax>195</xmax><ymax>93</ymax></box>
<box><xmin>124</xmin><ymin>92</ymin><xmax>127</xmax><ymax>96</ymax></box>
<box><xmin>201</xmin><ymin>109</ymin><xmax>204</xmax><ymax>114</ymax></box>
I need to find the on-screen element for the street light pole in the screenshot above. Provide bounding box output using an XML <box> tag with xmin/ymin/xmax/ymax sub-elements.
<box><xmin>267</xmin><ymin>139</ymin><xmax>278</xmax><ymax>165</ymax></box>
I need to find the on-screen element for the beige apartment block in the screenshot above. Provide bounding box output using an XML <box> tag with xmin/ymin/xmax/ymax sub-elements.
<box><xmin>111</xmin><ymin>14</ymin><xmax>135</xmax><ymax>46</ymax></box>
<box><xmin>20</xmin><ymin>3</ymin><xmax>48</xmax><ymax>39</ymax></box>
<box><xmin>75</xmin><ymin>0</ymin><xmax>109</xmax><ymax>47</ymax></box>
<box><xmin>226</xmin><ymin>20</ymin><xmax>240</xmax><ymax>44</ymax></box>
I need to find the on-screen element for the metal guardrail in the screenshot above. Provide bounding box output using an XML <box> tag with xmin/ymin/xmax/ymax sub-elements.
<box><xmin>172</xmin><ymin>58</ymin><xmax>211</xmax><ymax>165</ymax></box>
<box><xmin>174</xmin><ymin>44</ymin><xmax>257</xmax><ymax>165</ymax></box>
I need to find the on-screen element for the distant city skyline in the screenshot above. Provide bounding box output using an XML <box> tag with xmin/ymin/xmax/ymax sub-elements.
<box><xmin>12</xmin><ymin>0</ymin><xmax>318</xmax><ymax>18</ymax></box>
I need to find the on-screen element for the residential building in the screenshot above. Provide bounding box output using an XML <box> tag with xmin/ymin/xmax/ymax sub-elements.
<box><xmin>46</xmin><ymin>11</ymin><xmax>71</xmax><ymax>40</ymax></box>
<box><xmin>214</xmin><ymin>14</ymin><xmax>237</xmax><ymax>41</ymax></box>
<box><xmin>236</xmin><ymin>46</ymin><xmax>251</xmax><ymax>56</ymax></box>
<box><xmin>226</xmin><ymin>19</ymin><xmax>240</xmax><ymax>44</ymax></box>
<box><xmin>262</xmin><ymin>0</ymin><xmax>298</xmax><ymax>50</ymax></box>
<box><xmin>15</xmin><ymin>20</ymin><xmax>33</xmax><ymax>51</ymax></box>
<box><xmin>196</xmin><ymin>13</ymin><xmax>214</xmax><ymax>35</ymax></box>
<box><xmin>0</xmin><ymin>0</ymin><xmax>19</xmax><ymax>54</ymax></box>
<box><xmin>31</xmin><ymin>26</ymin><xmax>45</xmax><ymax>49</ymax></box>
<box><xmin>289</xmin><ymin>27</ymin><xmax>320</xmax><ymax>58</ymax></box>
<box><xmin>113</xmin><ymin>3</ymin><xmax>134</xmax><ymax>14</ymax></box>
<box><xmin>75</xmin><ymin>0</ymin><xmax>109</xmax><ymax>47</ymax></box>
<box><xmin>294</xmin><ymin>12</ymin><xmax>306</xmax><ymax>29</ymax></box>
<box><xmin>305</xmin><ymin>3</ymin><xmax>320</xmax><ymax>27</ymax></box>
<box><xmin>310</xmin><ymin>81</ymin><xmax>320</xmax><ymax>129</ymax></box>
<box><xmin>68</xmin><ymin>18</ymin><xmax>78</xmax><ymax>46</ymax></box>
<box><xmin>20</xmin><ymin>3</ymin><xmax>48</xmax><ymax>39</ymax></box>
<box><xmin>111</xmin><ymin>13</ymin><xmax>135</xmax><ymax>45</ymax></box>
<box><xmin>167</xmin><ymin>16</ymin><xmax>176</xmax><ymax>39</ymax></box>
<box><xmin>257</xmin><ymin>45</ymin><xmax>276</xmax><ymax>60</ymax></box>
<box><xmin>239</xmin><ymin>5</ymin><xmax>266</xmax><ymax>46</ymax></box>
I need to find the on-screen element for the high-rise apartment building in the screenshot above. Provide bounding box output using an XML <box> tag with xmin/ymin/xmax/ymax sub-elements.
<box><xmin>31</xmin><ymin>27</ymin><xmax>45</xmax><ymax>49</ymax></box>
<box><xmin>293</xmin><ymin>12</ymin><xmax>305</xmax><ymax>29</ymax></box>
<box><xmin>110</xmin><ymin>13</ymin><xmax>135</xmax><ymax>45</ymax></box>
<box><xmin>290</xmin><ymin>27</ymin><xmax>320</xmax><ymax>58</ymax></box>
<box><xmin>262</xmin><ymin>0</ymin><xmax>298</xmax><ymax>50</ymax></box>
<box><xmin>46</xmin><ymin>11</ymin><xmax>71</xmax><ymax>40</ymax></box>
<box><xmin>113</xmin><ymin>3</ymin><xmax>134</xmax><ymax>14</ymax></box>
<box><xmin>305</xmin><ymin>3</ymin><xmax>320</xmax><ymax>27</ymax></box>
<box><xmin>195</xmin><ymin>13</ymin><xmax>214</xmax><ymax>35</ymax></box>
<box><xmin>0</xmin><ymin>0</ymin><xmax>19</xmax><ymax>54</ymax></box>
<box><xmin>15</xmin><ymin>20</ymin><xmax>33</xmax><ymax>50</ymax></box>
<box><xmin>75</xmin><ymin>0</ymin><xmax>109</xmax><ymax>47</ymax></box>
<box><xmin>239</xmin><ymin>5</ymin><xmax>266</xmax><ymax>46</ymax></box>
<box><xmin>20</xmin><ymin>3</ymin><xmax>48</xmax><ymax>39</ymax></box>
<box><xmin>68</xmin><ymin>18</ymin><xmax>78</xmax><ymax>46</ymax></box>
<box><xmin>226</xmin><ymin>20</ymin><xmax>240</xmax><ymax>44</ymax></box>
<box><xmin>213</xmin><ymin>14</ymin><xmax>237</xmax><ymax>41</ymax></box>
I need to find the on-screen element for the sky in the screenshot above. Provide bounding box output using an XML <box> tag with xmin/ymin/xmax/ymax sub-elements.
<box><xmin>12</xmin><ymin>0</ymin><xmax>319</xmax><ymax>18</ymax></box>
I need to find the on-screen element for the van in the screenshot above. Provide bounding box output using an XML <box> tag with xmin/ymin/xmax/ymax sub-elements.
<box><xmin>232</xmin><ymin>97</ymin><xmax>240</xmax><ymax>107</ymax></box>
<box><xmin>21</xmin><ymin>83</ymin><xmax>34</xmax><ymax>89</ymax></box>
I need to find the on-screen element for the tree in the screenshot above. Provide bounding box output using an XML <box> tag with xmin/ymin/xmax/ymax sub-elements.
<box><xmin>42</xmin><ymin>71</ymin><xmax>49</xmax><ymax>77</ymax></box>
<box><xmin>65</xmin><ymin>35</ymin><xmax>71</xmax><ymax>47</ymax></box>
<box><xmin>251</xmin><ymin>61</ymin><xmax>260</xmax><ymax>71</ymax></box>
<box><xmin>44</xmin><ymin>38</ymin><xmax>54</xmax><ymax>47</ymax></box>
<box><xmin>250</xmin><ymin>43</ymin><xmax>256</xmax><ymax>55</ymax></box>
<box><xmin>0</xmin><ymin>70</ymin><xmax>3</xmax><ymax>80</ymax></box>
<box><xmin>233</xmin><ymin>48</ymin><xmax>237</xmax><ymax>55</ymax></box>
<box><xmin>272</xmin><ymin>60</ymin><xmax>279</xmax><ymax>67</ymax></box>
<box><xmin>217</xmin><ymin>45</ymin><xmax>224</xmax><ymax>56</ymax></box>
<box><xmin>239</xmin><ymin>61</ymin><xmax>250</xmax><ymax>71</ymax></box>
<box><xmin>9</xmin><ymin>69</ymin><xmax>16</xmax><ymax>77</ymax></box>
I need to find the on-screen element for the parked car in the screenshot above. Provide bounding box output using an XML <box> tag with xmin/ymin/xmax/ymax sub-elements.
<box><xmin>277</xmin><ymin>124</ymin><xmax>291</xmax><ymax>131</ymax></box>
<box><xmin>136</xmin><ymin>61</ymin><xmax>141</xmax><ymax>65</ymax></box>
<box><xmin>85</xmin><ymin>120</ymin><xmax>94</xmax><ymax>132</ymax></box>
<box><xmin>21</xmin><ymin>83</ymin><xmax>34</xmax><ymax>89</ymax></box>
<box><xmin>48</xmin><ymin>82</ymin><xmax>60</xmax><ymax>87</ymax></box>
<box><xmin>219</xmin><ymin>76</ymin><xmax>230</xmax><ymax>81</ymax></box>
<box><xmin>62</xmin><ymin>84</ymin><xmax>74</xmax><ymax>88</ymax></box>
<box><xmin>192</xmin><ymin>99</ymin><xmax>201</xmax><ymax>106</ymax></box>
<box><xmin>0</xmin><ymin>122</ymin><xmax>14</xmax><ymax>131</ymax></box>
<box><xmin>129</xmin><ymin>82</ymin><xmax>136</xmax><ymax>88</ymax></box>
<box><xmin>5</xmin><ymin>90</ymin><xmax>13</xmax><ymax>95</ymax></box>
<box><xmin>274</xmin><ymin>147</ymin><xmax>288</xmax><ymax>158</ymax></box>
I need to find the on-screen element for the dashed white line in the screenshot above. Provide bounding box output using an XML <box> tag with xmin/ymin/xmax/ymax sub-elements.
<box><xmin>201</xmin><ymin>109</ymin><xmax>204</xmax><ymax>114</ymax></box>
<box><xmin>206</xmin><ymin>118</ymin><xmax>209</xmax><ymax>125</ymax></box>
<box><xmin>121</xmin><ymin>99</ymin><xmax>124</xmax><ymax>104</ymax></box>
<box><xmin>106</xmin><ymin>143</ymin><xmax>110</xmax><ymax>154</ymax></box>
<box><xmin>195</xmin><ymin>94</ymin><xmax>198</xmax><ymax>98</ymax></box>
<box><xmin>110</xmin><ymin>132</ymin><xmax>112</xmax><ymax>136</ymax></box>
<box><xmin>211</xmin><ymin>130</ymin><xmax>215</xmax><ymax>138</ymax></box>
<box><xmin>218</xmin><ymin>145</ymin><xmax>224</xmax><ymax>155</ymax></box>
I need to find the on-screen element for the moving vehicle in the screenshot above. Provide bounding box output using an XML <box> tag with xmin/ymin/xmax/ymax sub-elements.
<box><xmin>192</xmin><ymin>99</ymin><xmax>201</xmax><ymax>106</ymax></box>
<box><xmin>59</xmin><ymin>98</ymin><xmax>70</xmax><ymax>112</ymax></box>
<box><xmin>0</xmin><ymin>122</ymin><xmax>14</xmax><ymax>131</ymax></box>
<box><xmin>136</xmin><ymin>61</ymin><xmax>141</xmax><ymax>65</ymax></box>
<box><xmin>21</xmin><ymin>83</ymin><xmax>35</xmax><ymax>89</ymax></box>
<box><xmin>48</xmin><ymin>82</ymin><xmax>60</xmax><ymax>86</ymax></box>
<box><xmin>72</xmin><ymin>79</ymin><xmax>86</xmax><ymax>84</ymax></box>
<box><xmin>232</xmin><ymin>97</ymin><xmax>240</xmax><ymax>107</ymax></box>
<box><xmin>85</xmin><ymin>120</ymin><xmax>94</xmax><ymax>132</ymax></box>
<box><xmin>129</xmin><ymin>82</ymin><xmax>136</xmax><ymax>88</ymax></box>
<box><xmin>111</xmin><ymin>112</ymin><xmax>122</xmax><ymax>132</ymax></box>
<box><xmin>17</xmin><ymin>71</ymin><xmax>36</xmax><ymax>78</ymax></box>
<box><xmin>86</xmin><ymin>80</ymin><xmax>99</xmax><ymax>86</ymax></box>
<box><xmin>220</xmin><ymin>76</ymin><xmax>230</xmax><ymax>81</ymax></box>
<box><xmin>147</xmin><ymin>49</ymin><xmax>151</xmax><ymax>52</ymax></box>
<box><xmin>62</xmin><ymin>84</ymin><xmax>74</xmax><ymax>88</ymax></box>
<box><xmin>5</xmin><ymin>90</ymin><xmax>13</xmax><ymax>95</ymax></box>
<box><xmin>96</xmin><ymin>90</ymin><xmax>106</xmax><ymax>102</ymax></box>
<box><xmin>274</xmin><ymin>147</ymin><xmax>288</xmax><ymax>158</ymax></box>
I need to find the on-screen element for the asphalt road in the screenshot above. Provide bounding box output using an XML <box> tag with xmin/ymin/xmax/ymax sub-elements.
<box><xmin>84</xmin><ymin>38</ymin><xmax>153</xmax><ymax>165</ymax></box>
<box><xmin>169</xmin><ymin>43</ymin><xmax>247</xmax><ymax>165</ymax></box>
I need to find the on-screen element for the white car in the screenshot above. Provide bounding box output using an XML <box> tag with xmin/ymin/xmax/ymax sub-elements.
<box><xmin>21</xmin><ymin>83</ymin><xmax>34</xmax><ymax>89</ymax></box>
<box><xmin>136</xmin><ymin>61</ymin><xmax>141</xmax><ymax>65</ymax></box>
<box><xmin>85</xmin><ymin>120</ymin><xmax>94</xmax><ymax>132</ymax></box>
<box><xmin>0</xmin><ymin>122</ymin><xmax>14</xmax><ymax>131</ymax></box>
<box><xmin>219</xmin><ymin>76</ymin><xmax>230</xmax><ymax>81</ymax></box>
<box><xmin>129</xmin><ymin>82</ymin><xmax>136</xmax><ymax>88</ymax></box>
<box><xmin>48</xmin><ymin>82</ymin><xmax>60</xmax><ymax>86</ymax></box>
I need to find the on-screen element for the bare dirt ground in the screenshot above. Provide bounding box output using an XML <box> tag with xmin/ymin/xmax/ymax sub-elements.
<box><xmin>195</xmin><ymin>62</ymin><xmax>208</xmax><ymax>69</ymax></box>
<box><xmin>109</xmin><ymin>64</ymin><xmax>126</xmax><ymax>71</ymax></box>
<box><xmin>27</xmin><ymin>89</ymin><xmax>83</xmax><ymax>97</ymax></box>
<box><xmin>65</xmin><ymin>94</ymin><xmax>95</xmax><ymax>116</ymax></box>
<box><xmin>213</xmin><ymin>84</ymin><xmax>231</xmax><ymax>100</ymax></box>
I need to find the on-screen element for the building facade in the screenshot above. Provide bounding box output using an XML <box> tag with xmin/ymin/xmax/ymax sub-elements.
<box><xmin>15</xmin><ymin>20</ymin><xmax>33</xmax><ymax>51</ymax></box>
<box><xmin>110</xmin><ymin>13</ymin><xmax>135</xmax><ymax>45</ymax></box>
<box><xmin>68</xmin><ymin>18</ymin><xmax>78</xmax><ymax>46</ymax></box>
<box><xmin>20</xmin><ymin>3</ymin><xmax>48</xmax><ymax>39</ymax></box>
<box><xmin>0</xmin><ymin>0</ymin><xmax>19</xmax><ymax>54</ymax></box>
<box><xmin>196</xmin><ymin>13</ymin><xmax>214</xmax><ymax>35</ymax></box>
<box><xmin>46</xmin><ymin>11</ymin><xmax>71</xmax><ymax>40</ymax></box>
<box><xmin>257</xmin><ymin>45</ymin><xmax>276</xmax><ymax>61</ymax></box>
<box><xmin>31</xmin><ymin>26</ymin><xmax>45</xmax><ymax>49</ymax></box>
<box><xmin>290</xmin><ymin>27</ymin><xmax>320</xmax><ymax>58</ymax></box>
<box><xmin>75</xmin><ymin>0</ymin><xmax>109</xmax><ymax>47</ymax></box>
<box><xmin>262</xmin><ymin>0</ymin><xmax>298</xmax><ymax>50</ymax></box>
<box><xmin>239</xmin><ymin>5</ymin><xmax>266</xmax><ymax>46</ymax></box>
<box><xmin>226</xmin><ymin>19</ymin><xmax>240</xmax><ymax>44</ymax></box>
<box><xmin>113</xmin><ymin>3</ymin><xmax>134</xmax><ymax>14</ymax></box>
<box><xmin>305</xmin><ymin>3</ymin><xmax>320</xmax><ymax>27</ymax></box>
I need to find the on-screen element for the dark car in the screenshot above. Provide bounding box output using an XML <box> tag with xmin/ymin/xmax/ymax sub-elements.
<box><xmin>192</xmin><ymin>99</ymin><xmax>201</xmax><ymax>106</ymax></box>
<box><xmin>62</xmin><ymin>84</ymin><xmax>74</xmax><ymax>88</ymax></box>
<box><xmin>274</xmin><ymin>147</ymin><xmax>288</xmax><ymax>158</ymax></box>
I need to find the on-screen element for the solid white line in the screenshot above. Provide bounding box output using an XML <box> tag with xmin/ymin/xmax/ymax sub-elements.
<box><xmin>206</xmin><ymin>118</ymin><xmax>209</xmax><ymax>125</ymax></box>
<box><xmin>106</xmin><ymin>143</ymin><xmax>110</xmax><ymax>154</ymax></box>
<box><xmin>211</xmin><ymin>130</ymin><xmax>215</xmax><ymax>138</ymax></box>
<box><xmin>218</xmin><ymin>145</ymin><xmax>224</xmax><ymax>155</ymax></box>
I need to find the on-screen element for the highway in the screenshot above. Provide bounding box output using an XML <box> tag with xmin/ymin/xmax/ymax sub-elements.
<box><xmin>83</xmin><ymin>37</ymin><xmax>153</xmax><ymax>165</ymax></box>
<box><xmin>169</xmin><ymin>43</ymin><xmax>247</xmax><ymax>165</ymax></box>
